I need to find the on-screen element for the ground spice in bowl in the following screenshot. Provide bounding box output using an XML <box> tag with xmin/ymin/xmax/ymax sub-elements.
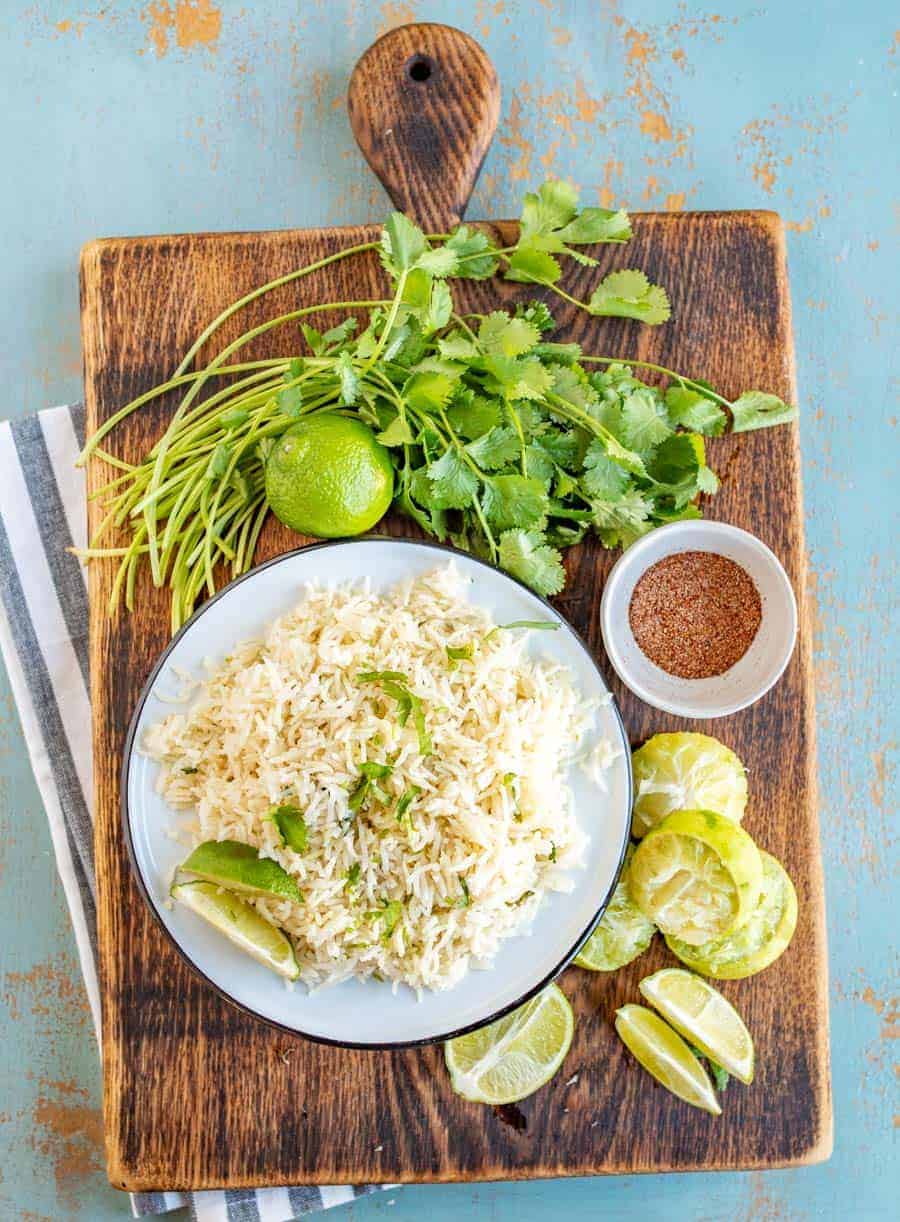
<box><xmin>628</xmin><ymin>550</ymin><xmax>762</xmax><ymax>679</ymax></box>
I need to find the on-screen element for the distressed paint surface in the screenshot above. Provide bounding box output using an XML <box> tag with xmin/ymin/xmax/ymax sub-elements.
<box><xmin>0</xmin><ymin>1</ymin><xmax>895</xmax><ymax>1218</ymax></box>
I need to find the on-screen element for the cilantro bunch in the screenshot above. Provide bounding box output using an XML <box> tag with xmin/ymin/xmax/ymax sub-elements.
<box><xmin>78</xmin><ymin>180</ymin><xmax>797</xmax><ymax>629</ymax></box>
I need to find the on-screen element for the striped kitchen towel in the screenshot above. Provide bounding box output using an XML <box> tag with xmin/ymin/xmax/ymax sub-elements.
<box><xmin>0</xmin><ymin>404</ymin><xmax>387</xmax><ymax>1222</ymax></box>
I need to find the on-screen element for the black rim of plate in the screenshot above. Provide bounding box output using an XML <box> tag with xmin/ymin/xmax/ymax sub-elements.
<box><xmin>121</xmin><ymin>535</ymin><xmax>633</xmax><ymax>1050</ymax></box>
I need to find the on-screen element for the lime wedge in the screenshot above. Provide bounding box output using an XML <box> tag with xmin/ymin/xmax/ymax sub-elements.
<box><xmin>172</xmin><ymin>881</ymin><xmax>300</xmax><ymax>980</ymax></box>
<box><xmin>631</xmin><ymin>732</ymin><xmax>748</xmax><ymax>838</ymax></box>
<box><xmin>615</xmin><ymin>1003</ymin><xmax>721</xmax><ymax>1115</ymax></box>
<box><xmin>639</xmin><ymin>968</ymin><xmax>754</xmax><ymax>1084</ymax></box>
<box><xmin>628</xmin><ymin>809</ymin><xmax>763</xmax><ymax>945</ymax></box>
<box><xmin>666</xmin><ymin>850</ymin><xmax>798</xmax><ymax>979</ymax></box>
<box><xmin>575</xmin><ymin>846</ymin><xmax>656</xmax><ymax>972</ymax></box>
<box><xmin>180</xmin><ymin>840</ymin><xmax>303</xmax><ymax>904</ymax></box>
<box><xmin>445</xmin><ymin>984</ymin><xmax>574</xmax><ymax>1105</ymax></box>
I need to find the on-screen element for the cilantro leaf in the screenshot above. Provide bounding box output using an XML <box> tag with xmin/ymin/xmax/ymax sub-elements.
<box><xmin>446</xmin><ymin>392</ymin><xmax>501</xmax><ymax>440</ymax></box>
<box><xmin>582</xmin><ymin>438</ymin><xmax>631</xmax><ymax>498</ymax></box>
<box><xmin>730</xmin><ymin>391</ymin><xmax>797</xmax><ymax>432</ymax></box>
<box><xmin>523</xmin><ymin>443</ymin><xmax>555</xmax><ymax>485</ymax></box>
<box><xmin>618</xmin><ymin>388</ymin><xmax>673</xmax><ymax>452</ymax></box>
<box><xmin>504</xmin><ymin>246</ymin><xmax>562</xmax><ymax>285</ymax></box>
<box><xmin>591</xmin><ymin>489</ymin><xmax>654</xmax><ymax>548</ymax></box>
<box><xmin>321</xmin><ymin>317</ymin><xmax>358</xmax><ymax>351</ymax></box>
<box><xmin>478</xmin><ymin>312</ymin><xmax>541</xmax><ymax>357</ymax></box>
<box><xmin>647</xmin><ymin>432</ymin><xmax>702</xmax><ymax>488</ymax></box>
<box><xmin>380</xmin><ymin>212</ymin><xmax>428</xmax><ymax>275</ymax></box>
<box><xmin>423</xmin><ymin>279</ymin><xmax>453</xmax><ymax>332</ymax></box>
<box><xmin>268</xmin><ymin>804</ymin><xmax>308</xmax><ymax>853</ymax></box>
<box><xmin>588</xmin><ymin>269</ymin><xmax>672</xmax><ymax>325</ymax></box>
<box><xmin>482</xmin><ymin>355</ymin><xmax>553</xmax><ymax>401</ymax></box>
<box><xmin>344</xmin><ymin>862</ymin><xmax>361</xmax><ymax>888</ymax></box>
<box><xmin>373</xmin><ymin>898</ymin><xmax>403</xmax><ymax>940</ymax></box>
<box><xmin>483</xmin><ymin>475</ymin><xmax>549</xmax><ymax>531</ymax></box>
<box><xmin>665</xmin><ymin>385</ymin><xmax>727</xmax><ymax>435</ymax></box>
<box><xmin>453</xmin><ymin>875</ymin><xmax>471</xmax><ymax>909</ymax></box>
<box><xmin>498</xmin><ymin>529</ymin><xmax>566</xmax><ymax>596</ymax></box>
<box><xmin>416</xmin><ymin>246</ymin><xmax>459</xmax><ymax>278</ymax></box>
<box><xmin>520</xmin><ymin>180</ymin><xmax>580</xmax><ymax>239</ymax></box>
<box><xmin>438</xmin><ymin>332</ymin><xmax>479</xmax><ymax>361</ymax></box>
<box><xmin>555</xmin><ymin>207</ymin><xmax>632</xmax><ymax>245</ymax></box>
<box><xmin>276</xmin><ymin>384</ymin><xmax>303</xmax><ymax>418</ymax></box>
<box><xmin>517</xmin><ymin>301</ymin><xmax>556</xmax><ymax>333</ymax></box>
<box><xmin>394</xmin><ymin>785</ymin><xmax>421</xmax><ymax>823</ymax></box>
<box><xmin>336</xmin><ymin>351</ymin><xmax>359</xmax><ymax>406</ymax></box>
<box><xmin>376</xmin><ymin>415</ymin><xmax>415</xmax><ymax>447</ymax></box>
<box><xmin>446</xmin><ymin>225</ymin><xmax>500</xmax><ymax>279</ymax></box>
<box><xmin>465</xmin><ymin>426</ymin><xmax>521</xmax><ymax>470</ymax></box>
<box><xmin>697</xmin><ymin>464</ymin><xmax>720</xmax><ymax>495</ymax></box>
<box><xmin>403</xmin><ymin>370</ymin><xmax>455</xmax><ymax>413</ymax></box>
<box><xmin>301</xmin><ymin>323</ymin><xmax>325</xmax><ymax>355</ymax></box>
<box><xmin>426</xmin><ymin>447</ymin><xmax>480</xmax><ymax>509</ymax></box>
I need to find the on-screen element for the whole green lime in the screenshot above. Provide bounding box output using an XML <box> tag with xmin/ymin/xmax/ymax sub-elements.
<box><xmin>265</xmin><ymin>414</ymin><xmax>394</xmax><ymax>537</ymax></box>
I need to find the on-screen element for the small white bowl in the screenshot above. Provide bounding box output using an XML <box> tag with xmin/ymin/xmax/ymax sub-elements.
<box><xmin>600</xmin><ymin>521</ymin><xmax>797</xmax><ymax>719</ymax></box>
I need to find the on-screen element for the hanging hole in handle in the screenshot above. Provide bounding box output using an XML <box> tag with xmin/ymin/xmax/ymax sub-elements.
<box><xmin>406</xmin><ymin>54</ymin><xmax>434</xmax><ymax>83</ymax></box>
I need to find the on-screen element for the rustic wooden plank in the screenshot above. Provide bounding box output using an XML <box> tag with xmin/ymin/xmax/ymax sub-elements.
<box><xmin>81</xmin><ymin>208</ymin><xmax>830</xmax><ymax>1191</ymax></box>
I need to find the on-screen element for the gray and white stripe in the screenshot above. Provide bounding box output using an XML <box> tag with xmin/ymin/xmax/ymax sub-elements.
<box><xmin>0</xmin><ymin>404</ymin><xmax>389</xmax><ymax>1222</ymax></box>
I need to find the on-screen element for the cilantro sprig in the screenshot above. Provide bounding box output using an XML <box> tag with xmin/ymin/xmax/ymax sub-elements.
<box><xmin>78</xmin><ymin>178</ymin><xmax>798</xmax><ymax>627</ymax></box>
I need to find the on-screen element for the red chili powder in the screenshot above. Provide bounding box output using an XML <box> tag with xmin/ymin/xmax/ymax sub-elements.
<box><xmin>628</xmin><ymin>550</ymin><xmax>762</xmax><ymax>679</ymax></box>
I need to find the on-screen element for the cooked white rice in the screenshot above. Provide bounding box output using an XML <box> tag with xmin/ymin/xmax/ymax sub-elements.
<box><xmin>144</xmin><ymin>564</ymin><xmax>594</xmax><ymax>994</ymax></box>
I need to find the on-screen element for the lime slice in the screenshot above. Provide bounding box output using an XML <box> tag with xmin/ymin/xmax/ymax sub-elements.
<box><xmin>627</xmin><ymin>809</ymin><xmax>763</xmax><ymax>946</ymax></box>
<box><xmin>172</xmin><ymin>881</ymin><xmax>299</xmax><ymax>980</ymax></box>
<box><xmin>631</xmin><ymin>733</ymin><xmax>748</xmax><ymax>838</ymax></box>
<box><xmin>180</xmin><ymin>840</ymin><xmax>304</xmax><ymax>904</ymax></box>
<box><xmin>575</xmin><ymin>846</ymin><xmax>656</xmax><ymax>972</ymax></box>
<box><xmin>445</xmin><ymin>984</ymin><xmax>574</xmax><ymax>1105</ymax></box>
<box><xmin>615</xmin><ymin>1003</ymin><xmax>721</xmax><ymax>1115</ymax></box>
<box><xmin>666</xmin><ymin>851</ymin><xmax>797</xmax><ymax>979</ymax></box>
<box><xmin>639</xmin><ymin>968</ymin><xmax>754</xmax><ymax>1084</ymax></box>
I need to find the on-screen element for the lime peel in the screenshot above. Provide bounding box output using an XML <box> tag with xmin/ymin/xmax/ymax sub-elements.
<box><xmin>615</xmin><ymin>1003</ymin><xmax>721</xmax><ymax>1115</ymax></box>
<box><xmin>172</xmin><ymin>880</ymin><xmax>299</xmax><ymax>980</ymax></box>
<box><xmin>628</xmin><ymin>809</ymin><xmax>763</xmax><ymax>945</ymax></box>
<box><xmin>638</xmin><ymin>968</ymin><xmax>754</xmax><ymax>1084</ymax></box>
<box><xmin>666</xmin><ymin>850</ymin><xmax>797</xmax><ymax>979</ymax></box>
<box><xmin>445</xmin><ymin>984</ymin><xmax>574</xmax><ymax>1105</ymax></box>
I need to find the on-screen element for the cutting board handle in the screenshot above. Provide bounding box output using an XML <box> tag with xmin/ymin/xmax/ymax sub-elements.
<box><xmin>348</xmin><ymin>22</ymin><xmax>500</xmax><ymax>232</ymax></box>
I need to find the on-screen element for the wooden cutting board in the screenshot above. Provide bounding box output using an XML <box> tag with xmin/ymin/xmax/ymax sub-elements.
<box><xmin>80</xmin><ymin>22</ymin><xmax>831</xmax><ymax>1192</ymax></box>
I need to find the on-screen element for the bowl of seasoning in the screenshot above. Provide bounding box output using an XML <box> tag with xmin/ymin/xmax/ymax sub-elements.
<box><xmin>599</xmin><ymin>520</ymin><xmax>797</xmax><ymax>718</ymax></box>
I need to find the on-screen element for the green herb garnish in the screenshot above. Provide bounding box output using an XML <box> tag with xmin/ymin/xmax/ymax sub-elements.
<box><xmin>394</xmin><ymin>785</ymin><xmax>421</xmax><ymax>824</ymax></box>
<box><xmin>485</xmin><ymin>620</ymin><xmax>560</xmax><ymax>640</ymax></box>
<box><xmin>357</xmin><ymin>674</ymin><xmax>431</xmax><ymax>755</ymax></box>
<box><xmin>77</xmin><ymin>179</ymin><xmax>798</xmax><ymax>631</ymax></box>
<box><xmin>345</xmin><ymin>761</ymin><xmax>393</xmax><ymax>824</ymax></box>
<box><xmin>344</xmin><ymin>862</ymin><xmax>361</xmax><ymax>889</ymax></box>
<box><xmin>686</xmin><ymin>1041</ymin><xmax>730</xmax><ymax>1092</ymax></box>
<box><xmin>371</xmin><ymin>898</ymin><xmax>403</xmax><ymax>941</ymax></box>
<box><xmin>268</xmin><ymin>803</ymin><xmax>308</xmax><ymax>853</ymax></box>
<box><xmin>446</xmin><ymin>643</ymin><xmax>475</xmax><ymax>662</ymax></box>
<box><xmin>454</xmin><ymin>875</ymin><xmax>471</xmax><ymax>909</ymax></box>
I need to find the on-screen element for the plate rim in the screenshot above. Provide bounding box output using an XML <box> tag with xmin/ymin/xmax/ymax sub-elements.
<box><xmin>121</xmin><ymin>535</ymin><xmax>633</xmax><ymax>1049</ymax></box>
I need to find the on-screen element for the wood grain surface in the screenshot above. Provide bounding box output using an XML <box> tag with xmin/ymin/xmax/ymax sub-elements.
<box><xmin>348</xmin><ymin>23</ymin><xmax>500</xmax><ymax>231</ymax></box>
<box><xmin>81</xmin><ymin>208</ymin><xmax>832</xmax><ymax>1191</ymax></box>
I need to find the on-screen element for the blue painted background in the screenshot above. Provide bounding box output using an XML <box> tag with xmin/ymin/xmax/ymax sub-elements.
<box><xmin>1</xmin><ymin>1</ymin><xmax>896</xmax><ymax>1218</ymax></box>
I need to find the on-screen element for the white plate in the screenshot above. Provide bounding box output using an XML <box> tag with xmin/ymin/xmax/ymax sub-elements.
<box><xmin>123</xmin><ymin>538</ymin><xmax>631</xmax><ymax>1047</ymax></box>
